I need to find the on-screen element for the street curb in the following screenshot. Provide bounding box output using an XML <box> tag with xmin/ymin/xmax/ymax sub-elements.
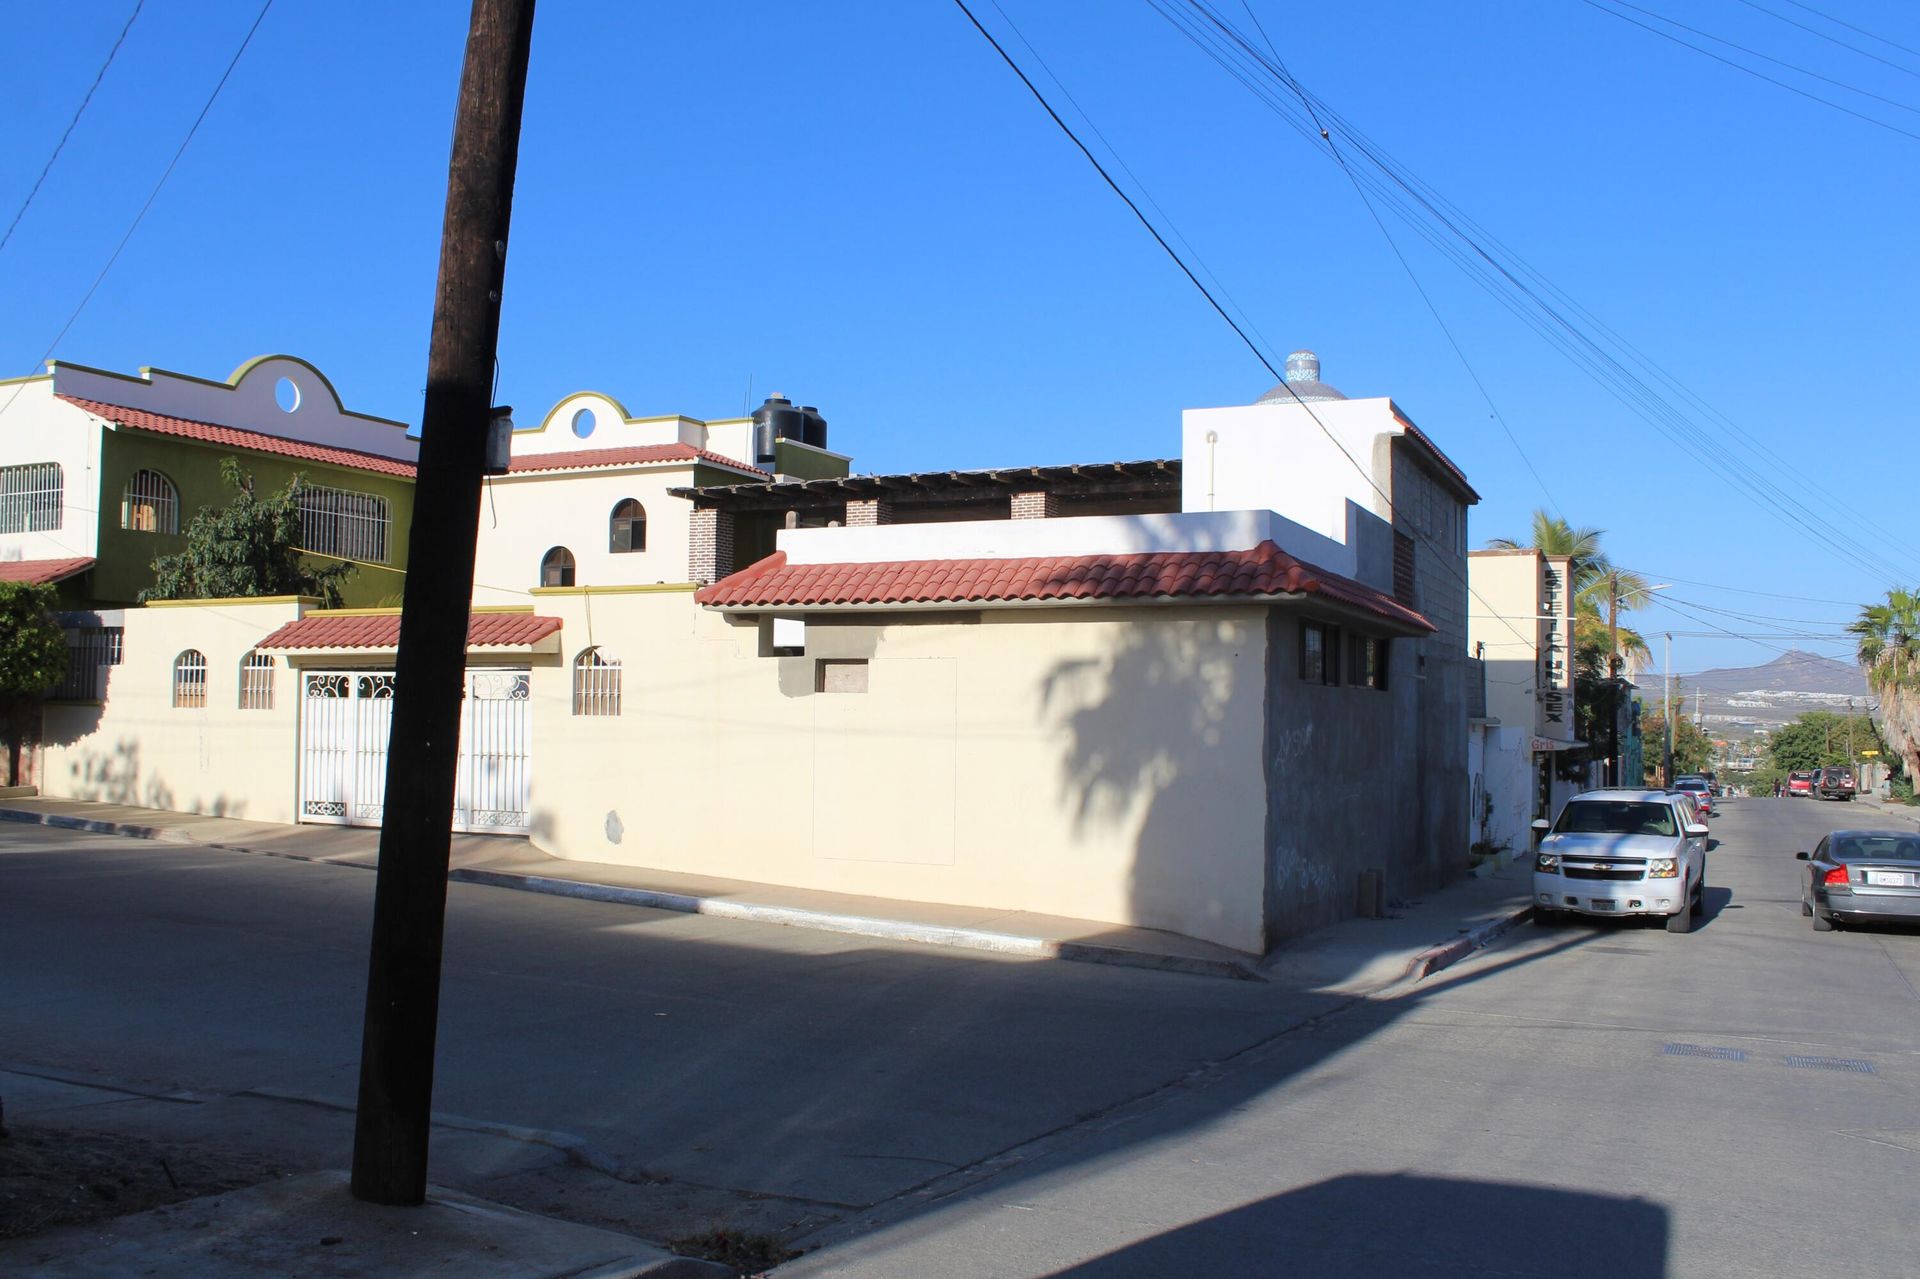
<box><xmin>0</xmin><ymin>804</ymin><xmax>1265</xmax><ymax>984</ymax></box>
<box><xmin>1403</xmin><ymin>903</ymin><xmax>1534</xmax><ymax>982</ymax></box>
<box><xmin>448</xmin><ymin>867</ymin><xmax>1267</xmax><ymax>983</ymax></box>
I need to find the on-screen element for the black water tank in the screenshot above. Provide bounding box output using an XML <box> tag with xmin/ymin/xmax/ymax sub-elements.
<box><xmin>798</xmin><ymin>405</ymin><xmax>828</xmax><ymax>450</ymax></box>
<box><xmin>750</xmin><ymin>394</ymin><xmax>805</xmax><ymax>464</ymax></box>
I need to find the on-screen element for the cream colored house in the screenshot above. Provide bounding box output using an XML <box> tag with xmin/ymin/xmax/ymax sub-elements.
<box><xmin>36</xmin><ymin>352</ymin><xmax>1480</xmax><ymax>955</ymax></box>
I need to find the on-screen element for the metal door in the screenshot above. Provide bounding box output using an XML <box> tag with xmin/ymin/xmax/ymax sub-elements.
<box><xmin>298</xmin><ymin>668</ymin><xmax>530</xmax><ymax>833</ymax></box>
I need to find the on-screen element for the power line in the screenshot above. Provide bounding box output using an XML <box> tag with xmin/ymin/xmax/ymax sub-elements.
<box><xmin>1576</xmin><ymin>0</ymin><xmax>1920</xmax><ymax>142</ymax></box>
<box><xmin>1148</xmin><ymin>1</ymin><xmax>1920</xmax><ymax>584</ymax></box>
<box><xmin>1220</xmin><ymin>0</ymin><xmax>1565</xmax><ymax>519</ymax></box>
<box><xmin>1616</xmin><ymin>566</ymin><xmax>1881</xmax><ymax>607</ymax></box>
<box><xmin>1738</xmin><ymin>0</ymin><xmax>1920</xmax><ymax>79</ymax></box>
<box><xmin>952</xmin><ymin>0</ymin><xmax>1539</xmax><ymax>651</ymax></box>
<box><xmin>0</xmin><ymin>1</ymin><xmax>275</xmax><ymax>424</ymax></box>
<box><xmin>1605</xmin><ymin>0</ymin><xmax>1920</xmax><ymax>112</ymax></box>
<box><xmin>0</xmin><ymin>1</ymin><xmax>146</xmax><ymax>259</ymax></box>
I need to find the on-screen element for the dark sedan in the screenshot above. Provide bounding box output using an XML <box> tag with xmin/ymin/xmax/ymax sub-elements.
<box><xmin>1799</xmin><ymin>830</ymin><xmax>1920</xmax><ymax>931</ymax></box>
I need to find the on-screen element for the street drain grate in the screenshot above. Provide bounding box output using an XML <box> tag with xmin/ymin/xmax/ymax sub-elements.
<box><xmin>1784</xmin><ymin>1055</ymin><xmax>1875</xmax><ymax>1074</ymax></box>
<box><xmin>1663</xmin><ymin>1043</ymin><xmax>1748</xmax><ymax>1062</ymax></box>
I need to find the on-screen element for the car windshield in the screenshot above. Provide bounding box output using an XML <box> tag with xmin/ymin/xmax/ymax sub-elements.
<box><xmin>1553</xmin><ymin>801</ymin><xmax>1678</xmax><ymax>837</ymax></box>
<box><xmin>1674</xmin><ymin>780</ymin><xmax>1706</xmax><ymax>792</ymax></box>
<box><xmin>1831</xmin><ymin>835</ymin><xmax>1920</xmax><ymax>863</ymax></box>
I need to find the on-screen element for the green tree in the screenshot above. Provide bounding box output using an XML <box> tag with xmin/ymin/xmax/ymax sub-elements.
<box><xmin>0</xmin><ymin>582</ymin><xmax>71</xmax><ymax>784</ymax></box>
<box><xmin>1637</xmin><ymin>696</ymin><xmax>1712</xmax><ymax>780</ymax></box>
<box><xmin>1850</xmin><ymin>589</ymin><xmax>1920</xmax><ymax>784</ymax></box>
<box><xmin>1764</xmin><ymin>709</ymin><xmax>1887</xmax><ymax>774</ymax></box>
<box><xmin>140</xmin><ymin>458</ymin><xmax>355</xmax><ymax>607</ymax></box>
<box><xmin>1487</xmin><ymin>509</ymin><xmax>1651</xmax><ymax>676</ymax></box>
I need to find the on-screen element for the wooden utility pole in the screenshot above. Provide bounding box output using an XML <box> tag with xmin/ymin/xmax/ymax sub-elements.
<box><xmin>351</xmin><ymin>0</ymin><xmax>537</xmax><ymax>1207</ymax></box>
<box><xmin>1607</xmin><ymin>572</ymin><xmax>1621</xmax><ymax>787</ymax></box>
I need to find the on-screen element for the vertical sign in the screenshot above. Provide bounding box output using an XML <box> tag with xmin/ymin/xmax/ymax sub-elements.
<box><xmin>1539</xmin><ymin>556</ymin><xmax>1572</xmax><ymax>736</ymax></box>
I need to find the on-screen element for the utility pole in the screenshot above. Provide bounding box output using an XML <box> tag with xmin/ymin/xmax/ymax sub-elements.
<box><xmin>351</xmin><ymin>0</ymin><xmax>537</xmax><ymax>1207</ymax></box>
<box><xmin>1607</xmin><ymin>572</ymin><xmax>1621</xmax><ymax>787</ymax></box>
<box><xmin>1663</xmin><ymin>632</ymin><xmax>1674</xmax><ymax>787</ymax></box>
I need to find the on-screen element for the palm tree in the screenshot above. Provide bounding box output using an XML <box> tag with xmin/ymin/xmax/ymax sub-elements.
<box><xmin>1850</xmin><ymin>589</ymin><xmax>1920</xmax><ymax>783</ymax></box>
<box><xmin>1488</xmin><ymin>509</ymin><xmax>1651</xmax><ymax>672</ymax></box>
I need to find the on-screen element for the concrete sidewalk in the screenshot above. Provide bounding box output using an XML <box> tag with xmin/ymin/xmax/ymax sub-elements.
<box><xmin>1856</xmin><ymin>792</ymin><xmax>1920</xmax><ymax>827</ymax></box>
<box><xmin>0</xmin><ymin>796</ymin><xmax>1531</xmax><ymax>990</ymax></box>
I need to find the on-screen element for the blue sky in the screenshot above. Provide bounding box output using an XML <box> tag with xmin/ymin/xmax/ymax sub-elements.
<box><xmin>3</xmin><ymin>0</ymin><xmax>1915</xmax><ymax>674</ymax></box>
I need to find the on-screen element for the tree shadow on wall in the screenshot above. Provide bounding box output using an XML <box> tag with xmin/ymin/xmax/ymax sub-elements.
<box><xmin>1043</xmin><ymin>1173</ymin><xmax>1669</xmax><ymax>1278</ymax></box>
<box><xmin>1041</xmin><ymin>615</ymin><xmax>1265</xmax><ymax>952</ymax></box>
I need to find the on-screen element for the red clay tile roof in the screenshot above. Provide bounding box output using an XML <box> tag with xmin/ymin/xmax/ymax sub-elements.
<box><xmin>257</xmin><ymin>612</ymin><xmax>562</xmax><ymax>650</ymax></box>
<box><xmin>508</xmin><ymin>445</ymin><xmax>766</xmax><ymax>476</ymax></box>
<box><xmin>0</xmin><ymin>556</ymin><xmax>95</xmax><ymax>585</ymax></box>
<box><xmin>59</xmin><ymin>396</ymin><xmax>417</xmax><ymax>478</ymax></box>
<box><xmin>696</xmin><ymin>541</ymin><xmax>1433</xmax><ymax>631</ymax></box>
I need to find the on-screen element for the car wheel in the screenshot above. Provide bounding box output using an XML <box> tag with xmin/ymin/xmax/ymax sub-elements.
<box><xmin>1533</xmin><ymin>908</ymin><xmax>1558</xmax><ymax>925</ymax></box>
<box><xmin>1800</xmin><ymin>897</ymin><xmax>1813</xmax><ymax>917</ymax></box>
<box><xmin>1690</xmin><ymin>878</ymin><xmax>1705</xmax><ymax>918</ymax></box>
<box><xmin>1812</xmin><ymin>909</ymin><xmax>1835</xmax><ymax>933</ymax></box>
<box><xmin>1665</xmin><ymin>892</ymin><xmax>1694</xmax><ymax>934</ymax></box>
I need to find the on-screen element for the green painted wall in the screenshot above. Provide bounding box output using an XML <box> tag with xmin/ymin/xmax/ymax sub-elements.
<box><xmin>94</xmin><ymin>430</ymin><xmax>415</xmax><ymax>608</ymax></box>
<box><xmin>774</xmin><ymin>439</ymin><xmax>852</xmax><ymax>481</ymax></box>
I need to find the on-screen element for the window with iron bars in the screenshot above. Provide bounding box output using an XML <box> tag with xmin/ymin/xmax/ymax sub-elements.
<box><xmin>0</xmin><ymin>462</ymin><xmax>64</xmax><ymax>533</ymax></box>
<box><xmin>298</xmin><ymin>486</ymin><xmax>390</xmax><ymax>564</ymax></box>
<box><xmin>239</xmin><ymin>650</ymin><xmax>275</xmax><ymax>710</ymax></box>
<box><xmin>122</xmin><ymin>469</ymin><xmax>178</xmax><ymax>533</ymax></box>
<box><xmin>173</xmin><ymin>650</ymin><xmax>207</xmax><ymax>708</ymax></box>
<box><xmin>51</xmin><ymin>627</ymin><xmax>123</xmax><ymax>701</ymax></box>
<box><xmin>572</xmin><ymin>647</ymin><xmax>621</xmax><ymax>716</ymax></box>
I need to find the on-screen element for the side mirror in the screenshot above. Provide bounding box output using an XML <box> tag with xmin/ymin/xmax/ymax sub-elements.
<box><xmin>1684</xmin><ymin>823</ymin><xmax>1709</xmax><ymax>838</ymax></box>
<box><xmin>1530</xmin><ymin>819</ymin><xmax>1551</xmax><ymax>833</ymax></box>
<box><xmin>1794</xmin><ymin>851</ymin><xmax>1810</xmax><ymax>861</ymax></box>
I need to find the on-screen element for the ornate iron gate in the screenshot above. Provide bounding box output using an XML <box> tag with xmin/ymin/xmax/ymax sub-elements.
<box><xmin>298</xmin><ymin>668</ymin><xmax>530</xmax><ymax>833</ymax></box>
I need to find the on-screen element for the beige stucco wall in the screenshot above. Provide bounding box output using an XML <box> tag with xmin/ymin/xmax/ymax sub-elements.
<box><xmin>39</xmin><ymin>598</ymin><xmax>304</xmax><ymax>822</ymax></box>
<box><xmin>472</xmin><ymin>468</ymin><xmax>699</xmax><ymax>606</ymax></box>
<box><xmin>529</xmin><ymin>590</ymin><xmax>1273</xmax><ymax>953</ymax></box>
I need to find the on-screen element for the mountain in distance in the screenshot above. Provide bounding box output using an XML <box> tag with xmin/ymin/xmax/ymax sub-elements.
<box><xmin>1636</xmin><ymin>650</ymin><xmax>1870</xmax><ymax>731</ymax></box>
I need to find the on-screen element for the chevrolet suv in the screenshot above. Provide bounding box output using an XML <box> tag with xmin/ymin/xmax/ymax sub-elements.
<box><xmin>1531</xmin><ymin>790</ymin><xmax>1709</xmax><ymax>933</ymax></box>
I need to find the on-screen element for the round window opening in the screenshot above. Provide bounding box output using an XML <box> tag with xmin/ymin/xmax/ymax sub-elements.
<box><xmin>571</xmin><ymin>407</ymin><xmax>596</xmax><ymax>439</ymax></box>
<box><xmin>274</xmin><ymin>376</ymin><xmax>302</xmax><ymax>413</ymax></box>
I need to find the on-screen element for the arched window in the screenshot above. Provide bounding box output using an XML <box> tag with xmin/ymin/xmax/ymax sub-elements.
<box><xmin>122</xmin><ymin>470</ymin><xmax>179</xmax><ymax>534</ymax></box>
<box><xmin>573</xmin><ymin>647</ymin><xmax>621</xmax><ymax>716</ymax></box>
<box><xmin>609</xmin><ymin>499</ymin><xmax>646</xmax><ymax>553</ymax></box>
<box><xmin>239</xmin><ymin>650</ymin><xmax>275</xmax><ymax>710</ymax></box>
<box><xmin>540</xmin><ymin>546</ymin><xmax>576</xmax><ymax>588</ymax></box>
<box><xmin>173</xmin><ymin>650</ymin><xmax>207</xmax><ymax>708</ymax></box>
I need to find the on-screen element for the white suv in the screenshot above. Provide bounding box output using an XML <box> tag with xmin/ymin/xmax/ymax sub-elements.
<box><xmin>1531</xmin><ymin>789</ymin><xmax>1709</xmax><ymax>933</ymax></box>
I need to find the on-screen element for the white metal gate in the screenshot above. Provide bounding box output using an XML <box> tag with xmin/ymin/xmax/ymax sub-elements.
<box><xmin>298</xmin><ymin>668</ymin><xmax>531</xmax><ymax>833</ymax></box>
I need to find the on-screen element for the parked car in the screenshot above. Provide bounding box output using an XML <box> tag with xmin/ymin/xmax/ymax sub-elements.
<box><xmin>1816</xmin><ymin>766</ymin><xmax>1857</xmax><ymax>802</ymax></box>
<box><xmin>1786</xmin><ymin>771</ymin><xmax>1815</xmax><ymax>798</ymax></box>
<box><xmin>1798</xmin><ymin>830</ymin><xmax>1920</xmax><ymax>931</ymax></box>
<box><xmin>1672</xmin><ymin>775</ymin><xmax>1713</xmax><ymax>817</ymax></box>
<box><xmin>1531</xmin><ymin>789</ymin><xmax>1709</xmax><ymax>933</ymax></box>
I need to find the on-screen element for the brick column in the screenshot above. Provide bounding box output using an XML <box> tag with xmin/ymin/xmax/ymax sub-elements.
<box><xmin>845</xmin><ymin>498</ymin><xmax>894</xmax><ymax>527</ymax></box>
<box><xmin>1011</xmin><ymin>490</ymin><xmax>1058</xmax><ymax>519</ymax></box>
<box><xmin>688</xmin><ymin>508</ymin><xmax>736</xmax><ymax>584</ymax></box>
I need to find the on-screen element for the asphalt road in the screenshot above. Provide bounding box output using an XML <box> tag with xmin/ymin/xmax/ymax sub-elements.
<box><xmin>782</xmin><ymin>796</ymin><xmax>1920</xmax><ymax>1277</ymax></box>
<box><xmin>4</xmin><ymin>798</ymin><xmax>1915</xmax><ymax>1277</ymax></box>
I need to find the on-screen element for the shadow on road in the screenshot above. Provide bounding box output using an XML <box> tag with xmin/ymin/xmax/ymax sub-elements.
<box><xmin>1041</xmin><ymin>1173</ymin><xmax>1669</xmax><ymax>1278</ymax></box>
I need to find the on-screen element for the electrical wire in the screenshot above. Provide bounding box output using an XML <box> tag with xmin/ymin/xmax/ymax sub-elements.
<box><xmin>1227</xmin><ymin>0</ymin><xmax>1565</xmax><ymax>520</ymax></box>
<box><xmin>1731</xmin><ymin>0</ymin><xmax>1920</xmax><ymax>82</ymax></box>
<box><xmin>1150</xmin><ymin>0</ymin><xmax>1920</xmax><ymax>585</ymax></box>
<box><xmin>1782</xmin><ymin>0</ymin><xmax>1920</xmax><ymax>61</ymax></box>
<box><xmin>0</xmin><ymin>1</ymin><xmax>145</xmax><ymax>259</ymax></box>
<box><xmin>1575</xmin><ymin>0</ymin><xmax>1920</xmax><ymax>142</ymax></box>
<box><xmin>952</xmin><ymin>0</ymin><xmax>1540</xmax><ymax>650</ymax></box>
<box><xmin>0</xmin><ymin>1</ymin><xmax>275</xmax><ymax>424</ymax></box>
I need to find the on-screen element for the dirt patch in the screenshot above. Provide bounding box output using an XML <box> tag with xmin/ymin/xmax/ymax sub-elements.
<box><xmin>0</xmin><ymin>1122</ymin><xmax>287</xmax><ymax>1241</ymax></box>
